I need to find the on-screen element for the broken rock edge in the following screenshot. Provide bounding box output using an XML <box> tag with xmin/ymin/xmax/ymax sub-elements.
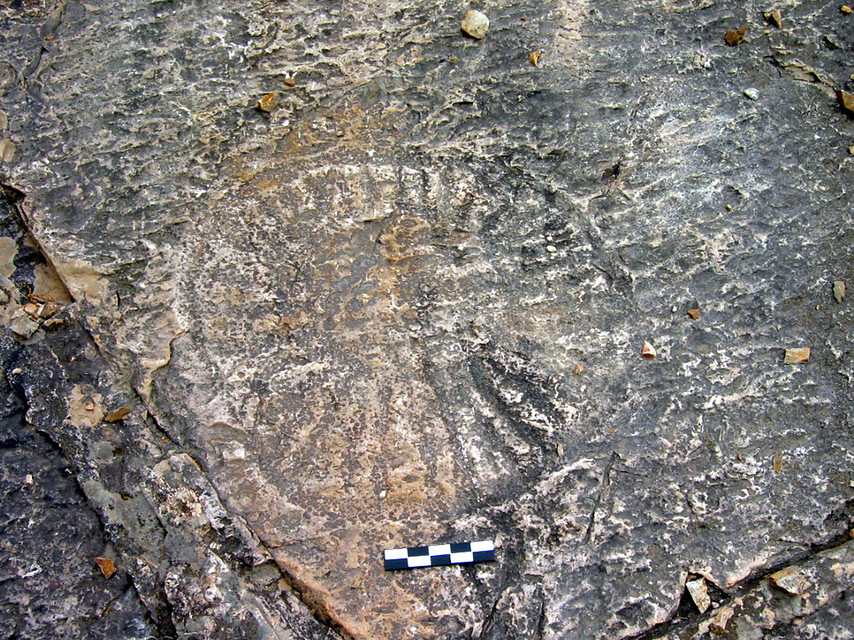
<box><xmin>626</xmin><ymin>518</ymin><xmax>854</xmax><ymax>640</ymax></box>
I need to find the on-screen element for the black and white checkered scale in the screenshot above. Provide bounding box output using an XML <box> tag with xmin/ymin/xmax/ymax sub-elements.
<box><xmin>383</xmin><ymin>540</ymin><xmax>495</xmax><ymax>571</ymax></box>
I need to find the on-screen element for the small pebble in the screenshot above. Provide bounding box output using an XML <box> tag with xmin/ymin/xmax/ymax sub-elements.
<box><xmin>764</xmin><ymin>10</ymin><xmax>783</xmax><ymax>28</ymax></box>
<box><xmin>93</xmin><ymin>557</ymin><xmax>116</xmax><ymax>579</ymax></box>
<box><xmin>545</xmin><ymin>245</ymin><xmax>557</xmax><ymax>253</ymax></box>
<box><xmin>725</xmin><ymin>27</ymin><xmax>748</xmax><ymax>46</ymax></box>
<box><xmin>642</xmin><ymin>341</ymin><xmax>657</xmax><ymax>359</ymax></box>
<box><xmin>39</xmin><ymin>301</ymin><xmax>61</xmax><ymax>318</ymax></box>
<box><xmin>743</xmin><ymin>87</ymin><xmax>759</xmax><ymax>100</ymax></box>
<box><xmin>842</xmin><ymin>5</ymin><xmax>852</xmax><ymax>13</ymax></box>
<box><xmin>461</xmin><ymin>10</ymin><xmax>489</xmax><ymax>39</ymax></box>
<box><xmin>784</xmin><ymin>347</ymin><xmax>810</xmax><ymax>365</ymax></box>
<box><xmin>837</xmin><ymin>89</ymin><xmax>854</xmax><ymax>114</ymax></box>
<box><xmin>284</xmin><ymin>77</ymin><xmax>296</xmax><ymax>87</ymax></box>
<box><xmin>529</xmin><ymin>50</ymin><xmax>542</xmax><ymax>66</ymax></box>
<box><xmin>257</xmin><ymin>92</ymin><xmax>279</xmax><ymax>112</ymax></box>
<box><xmin>573</xmin><ymin>364</ymin><xmax>584</xmax><ymax>375</ymax></box>
<box><xmin>687</xmin><ymin>308</ymin><xmax>701</xmax><ymax>320</ymax></box>
<box><xmin>833</xmin><ymin>280</ymin><xmax>845</xmax><ymax>303</ymax></box>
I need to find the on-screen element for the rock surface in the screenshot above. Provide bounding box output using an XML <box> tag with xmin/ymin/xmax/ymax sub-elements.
<box><xmin>1</xmin><ymin>1</ymin><xmax>853</xmax><ymax>639</ymax></box>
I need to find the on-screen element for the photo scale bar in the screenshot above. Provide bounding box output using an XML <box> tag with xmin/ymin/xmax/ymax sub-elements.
<box><xmin>384</xmin><ymin>540</ymin><xmax>495</xmax><ymax>571</ymax></box>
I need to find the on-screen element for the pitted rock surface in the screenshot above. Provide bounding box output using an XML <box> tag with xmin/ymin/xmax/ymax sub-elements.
<box><xmin>1</xmin><ymin>1</ymin><xmax>853</xmax><ymax>638</ymax></box>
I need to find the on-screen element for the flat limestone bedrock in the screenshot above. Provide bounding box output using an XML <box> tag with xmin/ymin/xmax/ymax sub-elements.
<box><xmin>1</xmin><ymin>0</ymin><xmax>853</xmax><ymax>638</ymax></box>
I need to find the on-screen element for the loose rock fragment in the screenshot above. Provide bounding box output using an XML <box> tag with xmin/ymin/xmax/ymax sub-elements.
<box><xmin>284</xmin><ymin>77</ymin><xmax>296</xmax><ymax>87</ymax></box>
<box><xmin>725</xmin><ymin>27</ymin><xmax>748</xmax><ymax>46</ymax></box>
<box><xmin>39</xmin><ymin>301</ymin><xmax>61</xmax><ymax>318</ymax></box>
<box><xmin>764</xmin><ymin>10</ymin><xmax>783</xmax><ymax>28</ymax></box>
<box><xmin>461</xmin><ymin>10</ymin><xmax>489</xmax><ymax>39</ymax></box>
<box><xmin>769</xmin><ymin>566</ymin><xmax>810</xmax><ymax>594</ymax></box>
<box><xmin>833</xmin><ymin>280</ymin><xmax>845</xmax><ymax>302</ymax></box>
<box><xmin>743</xmin><ymin>87</ymin><xmax>759</xmax><ymax>100</ymax></box>
<box><xmin>256</xmin><ymin>91</ymin><xmax>279</xmax><ymax>112</ymax></box>
<box><xmin>529</xmin><ymin>50</ymin><xmax>542</xmax><ymax>66</ymax></box>
<box><xmin>574</xmin><ymin>364</ymin><xmax>584</xmax><ymax>375</ymax></box>
<box><xmin>686</xmin><ymin>577</ymin><xmax>711</xmax><ymax>613</ymax></box>
<box><xmin>837</xmin><ymin>90</ymin><xmax>854</xmax><ymax>114</ymax></box>
<box><xmin>22</xmin><ymin>302</ymin><xmax>39</xmax><ymax>318</ymax></box>
<box><xmin>105</xmin><ymin>406</ymin><xmax>132</xmax><ymax>423</ymax></box>
<box><xmin>687</xmin><ymin>308</ymin><xmax>701</xmax><ymax>320</ymax></box>
<box><xmin>783</xmin><ymin>347</ymin><xmax>810</xmax><ymax>364</ymax></box>
<box><xmin>93</xmin><ymin>557</ymin><xmax>116</xmax><ymax>579</ymax></box>
<box><xmin>842</xmin><ymin>5</ymin><xmax>852</xmax><ymax>13</ymax></box>
<box><xmin>710</xmin><ymin>605</ymin><xmax>734</xmax><ymax>635</ymax></box>
<box><xmin>8</xmin><ymin>309</ymin><xmax>39</xmax><ymax>339</ymax></box>
<box><xmin>23</xmin><ymin>473</ymin><xmax>33</xmax><ymax>487</ymax></box>
<box><xmin>642</xmin><ymin>341</ymin><xmax>656</xmax><ymax>359</ymax></box>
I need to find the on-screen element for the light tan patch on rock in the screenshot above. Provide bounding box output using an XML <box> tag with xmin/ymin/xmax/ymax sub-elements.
<box><xmin>53</xmin><ymin>258</ymin><xmax>111</xmax><ymax>304</ymax></box>
<box><xmin>0</xmin><ymin>237</ymin><xmax>16</xmax><ymax>279</ymax></box>
<box><xmin>377</xmin><ymin>216</ymin><xmax>430</xmax><ymax>262</ymax></box>
<box><xmin>34</xmin><ymin>262</ymin><xmax>72</xmax><ymax>303</ymax></box>
<box><xmin>67</xmin><ymin>384</ymin><xmax>106</xmax><ymax>427</ymax></box>
<box><xmin>551</xmin><ymin>0</ymin><xmax>590</xmax><ymax>65</ymax></box>
<box><xmin>0</xmin><ymin>138</ymin><xmax>15</xmax><ymax>164</ymax></box>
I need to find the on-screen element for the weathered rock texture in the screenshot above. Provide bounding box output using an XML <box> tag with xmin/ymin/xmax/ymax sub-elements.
<box><xmin>1</xmin><ymin>0</ymin><xmax>853</xmax><ymax>638</ymax></box>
